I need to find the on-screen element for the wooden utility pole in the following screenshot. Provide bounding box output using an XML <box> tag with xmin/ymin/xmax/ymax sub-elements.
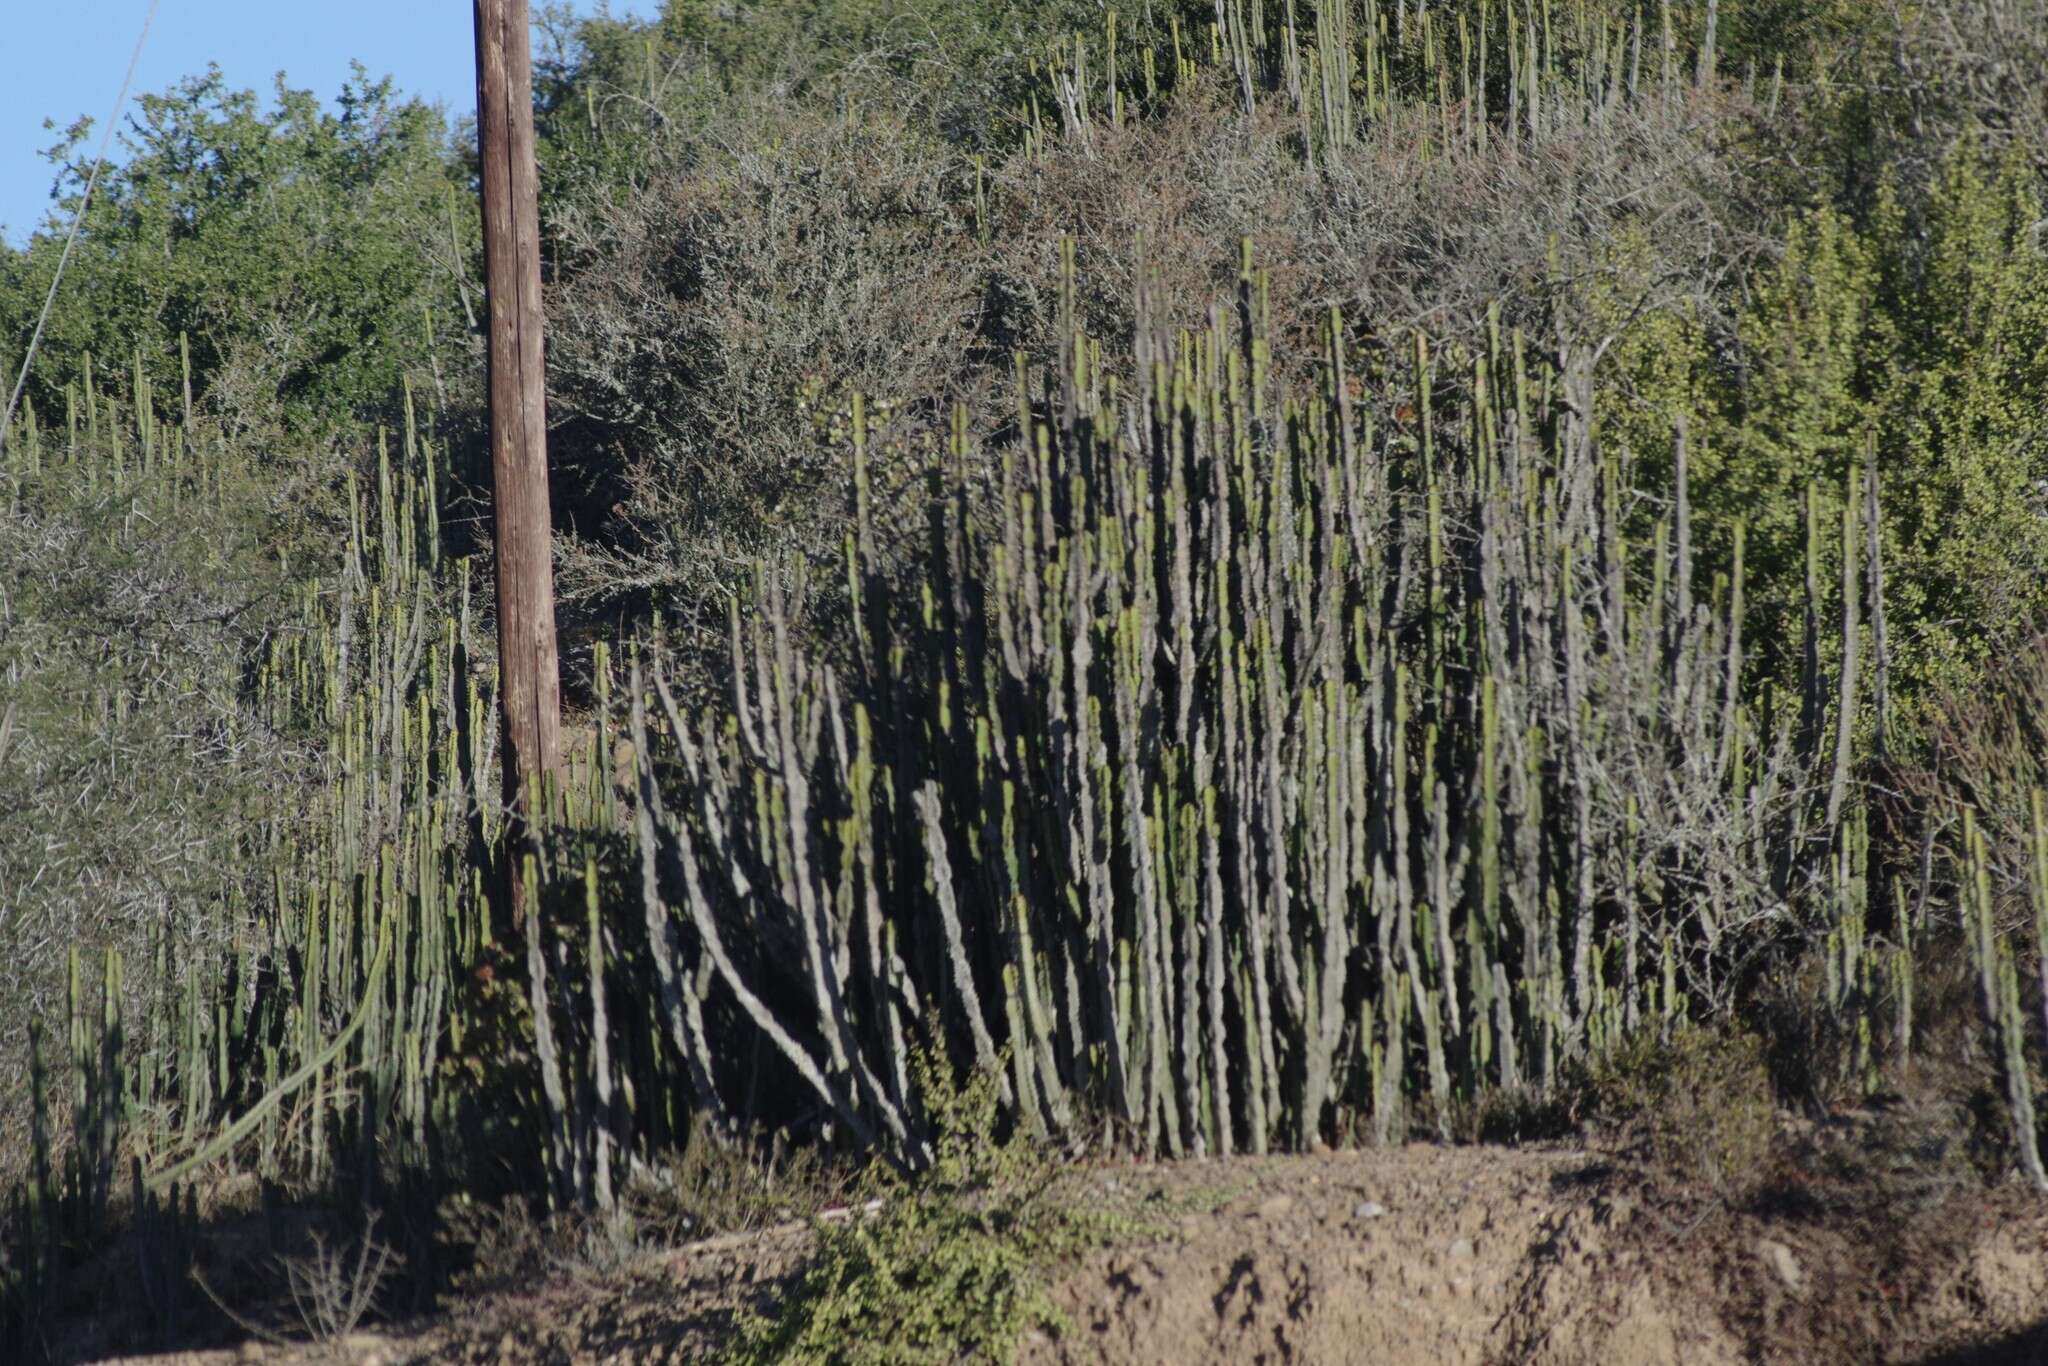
<box><xmin>473</xmin><ymin>0</ymin><xmax>563</xmax><ymax>853</ymax></box>
<box><xmin>476</xmin><ymin>0</ymin><xmax>578</xmax><ymax>1210</ymax></box>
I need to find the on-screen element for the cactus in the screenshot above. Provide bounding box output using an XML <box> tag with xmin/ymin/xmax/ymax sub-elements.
<box><xmin>617</xmin><ymin>235</ymin><xmax>1860</xmax><ymax>1162</ymax></box>
<box><xmin>13</xmin><ymin>6</ymin><xmax>2048</xmax><ymax>1304</ymax></box>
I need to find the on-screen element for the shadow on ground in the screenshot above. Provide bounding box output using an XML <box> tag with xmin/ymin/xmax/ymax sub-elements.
<box><xmin>1915</xmin><ymin>1324</ymin><xmax>2048</xmax><ymax>1365</ymax></box>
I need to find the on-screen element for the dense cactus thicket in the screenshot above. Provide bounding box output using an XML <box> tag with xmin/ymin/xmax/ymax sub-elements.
<box><xmin>6</xmin><ymin>0</ymin><xmax>2048</xmax><ymax>1345</ymax></box>
<box><xmin>631</xmin><ymin>274</ymin><xmax>1845</xmax><ymax>1159</ymax></box>
<box><xmin>1</xmin><ymin>377</ymin><xmax>495</xmax><ymax>1194</ymax></box>
<box><xmin>621</xmin><ymin>236</ymin><xmax>2048</xmax><ymax>1177</ymax></box>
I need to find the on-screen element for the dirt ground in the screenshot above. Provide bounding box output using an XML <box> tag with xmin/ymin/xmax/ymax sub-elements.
<box><xmin>94</xmin><ymin>1126</ymin><xmax>2048</xmax><ymax>1366</ymax></box>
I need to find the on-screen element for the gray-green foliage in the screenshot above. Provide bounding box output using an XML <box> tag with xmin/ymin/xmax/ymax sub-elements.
<box><xmin>0</xmin><ymin>380</ymin><xmax>493</xmax><ymax>1284</ymax></box>
<box><xmin>541</xmin><ymin>97</ymin><xmax>985</xmax><ymax>629</ymax></box>
<box><xmin>0</xmin><ymin>405</ymin><xmax>319</xmax><ymax>1141</ymax></box>
<box><xmin>535</xmin><ymin>0</ymin><xmax>1122</xmax><ymax>169</ymax></box>
<box><xmin>539</xmin><ymin>0</ymin><xmax>2048</xmax><ymax>726</ymax></box>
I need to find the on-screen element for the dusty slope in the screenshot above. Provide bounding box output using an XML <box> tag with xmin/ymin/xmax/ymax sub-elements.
<box><xmin>1019</xmin><ymin>1146</ymin><xmax>1735</xmax><ymax>1365</ymax></box>
<box><xmin>1019</xmin><ymin>1143</ymin><xmax>2046</xmax><ymax>1365</ymax></box>
<box><xmin>101</xmin><ymin>1138</ymin><xmax>2048</xmax><ymax>1365</ymax></box>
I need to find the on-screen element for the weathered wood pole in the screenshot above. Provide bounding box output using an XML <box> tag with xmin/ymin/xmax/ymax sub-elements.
<box><xmin>473</xmin><ymin>0</ymin><xmax>562</xmax><ymax>849</ymax></box>
<box><xmin>476</xmin><ymin>0</ymin><xmax>578</xmax><ymax>1207</ymax></box>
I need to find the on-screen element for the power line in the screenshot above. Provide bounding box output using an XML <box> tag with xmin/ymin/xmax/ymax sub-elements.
<box><xmin>0</xmin><ymin>0</ymin><xmax>163</xmax><ymax>461</ymax></box>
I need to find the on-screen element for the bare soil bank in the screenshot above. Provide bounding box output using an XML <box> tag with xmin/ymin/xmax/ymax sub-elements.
<box><xmin>102</xmin><ymin>1135</ymin><xmax>2048</xmax><ymax>1365</ymax></box>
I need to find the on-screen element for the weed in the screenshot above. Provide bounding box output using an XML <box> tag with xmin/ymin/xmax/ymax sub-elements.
<box><xmin>278</xmin><ymin>1212</ymin><xmax>400</xmax><ymax>1345</ymax></box>
<box><xmin>628</xmin><ymin>1115</ymin><xmax>851</xmax><ymax>1245</ymax></box>
<box><xmin>191</xmin><ymin>1210</ymin><xmax>399</xmax><ymax>1351</ymax></box>
<box><xmin>1579</xmin><ymin>1026</ymin><xmax>1778</xmax><ymax>1198</ymax></box>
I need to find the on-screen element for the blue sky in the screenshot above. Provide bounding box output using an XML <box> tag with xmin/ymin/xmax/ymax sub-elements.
<box><xmin>2</xmin><ymin>0</ymin><xmax>658</xmax><ymax>246</ymax></box>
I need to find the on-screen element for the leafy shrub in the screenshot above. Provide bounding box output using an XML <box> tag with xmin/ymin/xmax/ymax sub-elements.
<box><xmin>541</xmin><ymin>97</ymin><xmax>981</xmax><ymax>639</ymax></box>
<box><xmin>536</xmin><ymin>0</ymin><xmax>1132</xmax><ymax>166</ymax></box>
<box><xmin>728</xmin><ymin>1055</ymin><xmax>1101</xmax><ymax>1365</ymax></box>
<box><xmin>1580</xmin><ymin>1026</ymin><xmax>1778</xmax><ymax>1196</ymax></box>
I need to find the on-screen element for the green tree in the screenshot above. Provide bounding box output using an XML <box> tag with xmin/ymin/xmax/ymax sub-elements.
<box><xmin>0</xmin><ymin>66</ymin><xmax>474</xmax><ymax>437</ymax></box>
<box><xmin>1871</xmin><ymin>146</ymin><xmax>2048</xmax><ymax>699</ymax></box>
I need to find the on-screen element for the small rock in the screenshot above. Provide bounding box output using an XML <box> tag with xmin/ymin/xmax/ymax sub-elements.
<box><xmin>1758</xmin><ymin>1238</ymin><xmax>1805</xmax><ymax>1294</ymax></box>
<box><xmin>1352</xmin><ymin>1200</ymin><xmax>1387</xmax><ymax>1220</ymax></box>
<box><xmin>1256</xmin><ymin>1194</ymin><xmax>1296</xmax><ymax>1220</ymax></box>
<box><xmin>1447</xmin><ymin>1236</ymin><xmax>1476</xmax><ymax>1261</ymax></box>
<box><xmin>235</xmin><ymin>1343</ymin><xmax>265</xmax><ymax>1364</ymax></box>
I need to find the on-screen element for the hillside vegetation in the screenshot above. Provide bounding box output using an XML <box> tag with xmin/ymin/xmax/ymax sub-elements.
<box><xmin>5</xmin><ymin>1</ymin><xmax>2048</xmax><ymax>1359</ymax></box>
